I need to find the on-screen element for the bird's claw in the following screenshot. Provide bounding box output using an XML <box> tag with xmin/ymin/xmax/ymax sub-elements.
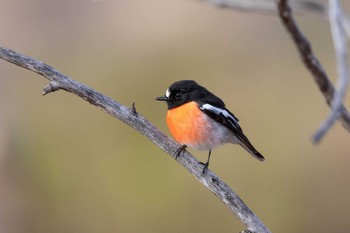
<box><xmin>175</xmin><ymin>145</ymin><xmax>187</xmax><ymax>160</ymax></box>
<box><xmin>199</xmin><ymin>161</ymin><xmax>209</xmax><ymax>175</ymax></box>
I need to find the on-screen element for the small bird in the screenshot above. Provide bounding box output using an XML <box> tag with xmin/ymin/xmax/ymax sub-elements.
<box><xmin>156</xmin><ymin>80</ymin><xmax>264</xmax><ymax>173</ymax></box>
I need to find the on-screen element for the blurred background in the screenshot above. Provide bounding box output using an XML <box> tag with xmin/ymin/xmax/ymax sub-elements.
<box><xmin>1</xmin><ymin>0</ymin><xmax>350</xmax><ymax>232</ymax></box>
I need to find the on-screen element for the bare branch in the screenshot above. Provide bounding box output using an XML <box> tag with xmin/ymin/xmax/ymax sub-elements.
<box><xmin>200</xmin><ymin>0</ymin><xmax>350</xmax><ymax>46</ymax></box>
<box><xmin>43</xmin><ymin>81</ymin><xmax>60</xmax><ymax>95</ymax></box>
<box><xmin>277</xmin><ymin>0</ymin><xmax>350</xmax><ymax>139</ymax></box>
<box><xmin>0</xmin><ymin>45</ymin><xmax>271</xmax><ymax>233</ymax></box>
<box><xmin>313</xmin><ymin>0</ymin><xmax>349</xmax><ymax>142</ymax></box>
<box><xmin>198</xmin><ymin>0</ymin><xmax>326</xmax><ymax>17</ymax></box>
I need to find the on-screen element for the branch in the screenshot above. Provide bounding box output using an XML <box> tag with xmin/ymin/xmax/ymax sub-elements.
<box><xmin>277</xmin><ymin>0</ymin><xmax>350</xmax><ymax>140</ymax></box>
<box><xmin>200</xmin><ymin>0</ymin><xmax>350</xmax><ymax>44</ymax></box>
<box><xmin>0</xmin><ymin>45</ymin><xmax>271</xmax><ymax>233</ymax></box>
<box><xmin>199</xmin><ymin>0</ymin><xmax>350</xmax><ymax>141</ymax></box>
<box><xmin>313</xmin><ymin>0</ymin><xmax>349</xmax><ymax>142</ymax></box>
<box><xmin>198</xmin><ymin>0</ymin><xmax>326</xmax><ymax>17</ymax></box>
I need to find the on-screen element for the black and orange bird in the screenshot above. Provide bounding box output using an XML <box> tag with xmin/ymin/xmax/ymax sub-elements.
<box><xmin>156</xmin><ymin>80</ymin><xmax>264</xmax><ymax>173</ymax></box>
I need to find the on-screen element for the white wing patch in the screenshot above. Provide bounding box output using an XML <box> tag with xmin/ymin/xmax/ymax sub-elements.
<box><xmin>165</xmin><ymin>88</ymin><xmax>171</xmax><ymax>98</ymax></box>
<box><xmin>200</xmin><ymin>103</ymin><xmax>240</xmax><ymax>127</ymax></box>
<box><xmin>200</xmin><ymin>103</ymin><xmax>230</xmax><ymax>117</ymax></box>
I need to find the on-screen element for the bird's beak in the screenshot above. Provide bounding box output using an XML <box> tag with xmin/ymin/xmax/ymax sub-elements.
<box><xmin>155</xmin><ymin>95</ymin><xmax>168</xmax><ymax>101</ymax></box>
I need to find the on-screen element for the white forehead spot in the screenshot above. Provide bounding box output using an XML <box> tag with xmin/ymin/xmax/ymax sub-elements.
<box><xmin>165</xmin><ymin>89</ymin><xmax>171</xmax><ymax>98</ymax></box>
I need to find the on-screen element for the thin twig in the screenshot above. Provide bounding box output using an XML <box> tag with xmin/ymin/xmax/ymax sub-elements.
<box><xmin>0</xmin><ymin>45</ymin><xmax>271</xmax><ymax>233</ymax></box>
<box><xmin>198</xmin><ymin>0</ymin><xmax>326</xmax><ymax>17</ymax></box>
<box><xmin>131</xmin><ymin>101</ymin><xmax>138</xmax><ymax>115</ymax></box>
<box><xmin>277</xmin><ymin>0</ymin><xmax>350</xmax><ymax>139</ymax></box>
<box><xmin>313</xmin><ymin>0</ymin><xmax>349</xmax><ymax>142</ymax></box>
<box><xmin>200</xmin><ymin>0</ymin><xmax>350</xmax><ymax>51</ymax></box>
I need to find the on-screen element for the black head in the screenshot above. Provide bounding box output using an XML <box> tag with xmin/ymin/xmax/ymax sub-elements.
<box><xmin>156</xmin><ymin>80</ymin><xmax>225</xmax><ymax>109</ymax></box>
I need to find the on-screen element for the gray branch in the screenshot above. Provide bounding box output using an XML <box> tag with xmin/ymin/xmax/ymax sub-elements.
<box><xmin>199</xmin><ymin>0</ymin><xmax>350</xmax><ymax>41</ymax></box>
<box><xmin>0</xmin><ymin>45</ymin><xmax>271</xmax><ymax>233</ymax></box>
<box><xmin>277</xmin><ymin>0</ymin><xmax>350</xmax><ymax>139</ymax></box>
<box><xmin>313</xmin><ymin>0</ymin><xmax>349</xmax><ymax>142</ymax></box>
<box><xmin>198</xmin><ymin>0</ymin><xmax>327</xmax><ymax>17</ymax></box>
<box><xmin>199</xmin><ymin>0</ymin><xmax>350</xmax><ymax>141</ymax></box>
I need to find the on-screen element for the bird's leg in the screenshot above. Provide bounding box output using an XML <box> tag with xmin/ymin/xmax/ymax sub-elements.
<box><xmin>199</xmin><ymin>150</ymin><xmax>211</xmax><ymax>174</ymax></box>
<box><xmin>175</xmin><ymin>145</ymin><xmax>187</xmax><ymax>160</ymax></box>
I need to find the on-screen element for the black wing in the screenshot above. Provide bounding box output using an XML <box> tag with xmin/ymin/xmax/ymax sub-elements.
<box><xmin>199</xmin><ymin>103</ymin><xmax>264</xmax><ymax>161</ymax></box>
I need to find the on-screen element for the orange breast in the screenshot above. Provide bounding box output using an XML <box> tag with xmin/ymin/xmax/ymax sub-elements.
<box><xmin>166</xmin><ymin>101</ymin><xmax>207</xmax><ymax>147</ymax></box>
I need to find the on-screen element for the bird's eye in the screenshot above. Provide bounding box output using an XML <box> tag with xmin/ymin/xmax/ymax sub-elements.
<box><xmin>174</xmin><ymin>93</ymin><xmax>181</xmax><ymax>99</ymax></box>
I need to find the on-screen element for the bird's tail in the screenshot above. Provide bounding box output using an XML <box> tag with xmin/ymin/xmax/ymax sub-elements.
<box><xmin>238</xmin><ymin>141</ymin><xmax>265</xmax><ymax>161</ymax></box>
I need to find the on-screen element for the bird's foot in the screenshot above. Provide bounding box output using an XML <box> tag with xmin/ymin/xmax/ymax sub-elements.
<box><xmin>198</xmin><ymin>161</ymin><xmax>209</xmax><ymax>175</ymax></box>
<box><xmin>175</xmin><ymin>145</ymin><xmax>187</xmax><ymax>160</ymax></box>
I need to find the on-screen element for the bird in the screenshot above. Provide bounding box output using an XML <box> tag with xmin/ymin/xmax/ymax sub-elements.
<box><xmin>156</xmin><ymin>80</ymin><xmax>264</xmax><ymax>173</ymax></box>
